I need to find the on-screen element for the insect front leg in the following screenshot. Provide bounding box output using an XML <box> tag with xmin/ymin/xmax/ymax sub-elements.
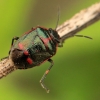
<box><xmin>40</xmin><ymin>59</ymin><xmax>54</xmax><ymax>93</ymax></box>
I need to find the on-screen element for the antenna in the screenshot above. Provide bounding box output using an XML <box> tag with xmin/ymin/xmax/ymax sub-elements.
<box><xmin>55</xmin><ymin>6</ymin><xmax>60</xmax><ymax>30</ymax></box>
<box><xmin>74</xmin><ymin>34</ymin><xmax>92</xmax><ymax>39</ymax></box>
<box><xmin>54</xmin><ymin>8</ymin><xmax>92</xmax><ymax>40</ymax></box>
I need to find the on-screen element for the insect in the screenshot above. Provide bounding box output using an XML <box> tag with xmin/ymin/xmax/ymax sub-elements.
<box><xmin>8</xmin><ymin>26</ymin><xmax>63</xmax><ymax>93</ymax></box>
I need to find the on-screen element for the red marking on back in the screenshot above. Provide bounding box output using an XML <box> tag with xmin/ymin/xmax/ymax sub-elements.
<box><xmin>41</xmin><ymin>37</ymin><xmax>52</xmax><ymax>45</ymax></box>
<box><xmin>18</xmin><ymin>43</ymin><xmax>24</xmax><ymax>50</ymax></box>
<box><xmin>26</xmin><ymin>57</ymin><xmax>33</xmax><ymax>64</ymax></box>
<box><xmin>24</xmin><ymin>51</ymin><xmax>29</xmax><ymax>55</ymax></box>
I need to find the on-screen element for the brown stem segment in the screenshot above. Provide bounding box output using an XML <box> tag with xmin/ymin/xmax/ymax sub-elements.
<box><xmin>0</xmin><ymin>58</ymin><xmax>17</xmax><ymax>79</ymax></box>
<box><xmin>57</xmin><ymin>2</ymin><xmax>100</xmax><ymax>41</ymax></box>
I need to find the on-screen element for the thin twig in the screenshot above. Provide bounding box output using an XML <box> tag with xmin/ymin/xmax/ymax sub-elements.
<box><xmin>0</xmin><ymin>2</ymin><xmax>100</xmax><ymax>78</ymax></box>
<box><xmin>57</xmin><ymin>2</ymin><xmax>100</xmax><ymax>41</ymax></box>
<box><xmin>0</xmin><ymin>58</ymin><xmax>16</xmax><ymax>79</ymax></box>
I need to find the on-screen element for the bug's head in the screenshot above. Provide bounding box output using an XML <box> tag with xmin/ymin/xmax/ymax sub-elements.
<box><xmin>48</xmin><ymin>28</ymin><xmax>60</xmax><ymax>43</ymax></box>
<box><xmin>48</xmin><ymin>7</ymin><xmax>62</xmax><ymax>45</ymax></box>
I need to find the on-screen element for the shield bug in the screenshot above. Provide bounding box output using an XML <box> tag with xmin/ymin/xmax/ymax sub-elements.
<box><xmin>8</xmin><ymin>26</ymin><xmax>63</xmax><ymax>93</ymax></box>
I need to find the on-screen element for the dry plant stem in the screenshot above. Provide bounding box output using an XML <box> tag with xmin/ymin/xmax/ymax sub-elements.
<box><xmin>0</xmin><ymin>2</ymin><xmax>100</xmax><ymax>78</ymax></box>
<box><xmin>0</xmin><ymin>58</ymin><xmax>17</xmax><ymax>79</ymax></box>
<box><xmin>57</xmin><ymin>2</ymin><xmax>100</xmax><ymax>41</ymax></box>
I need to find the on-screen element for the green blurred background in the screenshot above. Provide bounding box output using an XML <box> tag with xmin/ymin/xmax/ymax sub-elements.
<box><xmin>0</xmin><ymin>0</ymin><xmax>100</xmax><ymax>100</ymax></box>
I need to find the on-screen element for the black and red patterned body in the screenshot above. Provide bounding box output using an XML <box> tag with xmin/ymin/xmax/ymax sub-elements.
<box><xmin>9</xmin><ymin>27</ymin><xmax>61</xmax><ymax>69</ymax></box>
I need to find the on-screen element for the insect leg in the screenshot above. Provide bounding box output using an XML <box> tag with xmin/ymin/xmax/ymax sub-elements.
<box><xmin>40</xmin><ymin>59</ymin><xmax>54</xmax><ymax>93</ymax></box>
<box><xmin>9</xmin><ymin>37</ymin><xmax>19</xmax><ymax>54</ymax></box>
<box><xmin>58</xmin><ymin>39</ymin><xmax>63</xmax><ymax>47</ymax></box>
<box><xmin>1</xmin><ymin>56</ymin><xmax>9</xmax><ymax>60</ymax></box>
<box><xmin>11</xmin><ymin>37</ymin><xmax>19</xmax><ymax>47</ymax></box>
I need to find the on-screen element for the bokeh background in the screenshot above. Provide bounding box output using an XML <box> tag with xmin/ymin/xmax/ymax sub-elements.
<box><xmin>0</xmin><ymin>0</ymin><xmax>100</xmax><ymax>100</ymax></box>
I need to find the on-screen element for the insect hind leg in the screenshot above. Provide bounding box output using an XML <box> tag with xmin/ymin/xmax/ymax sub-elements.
<box><xmin>40</xmin><ymin>59</ymin><xmax>54</xmax><ymax>93</ymax></box>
